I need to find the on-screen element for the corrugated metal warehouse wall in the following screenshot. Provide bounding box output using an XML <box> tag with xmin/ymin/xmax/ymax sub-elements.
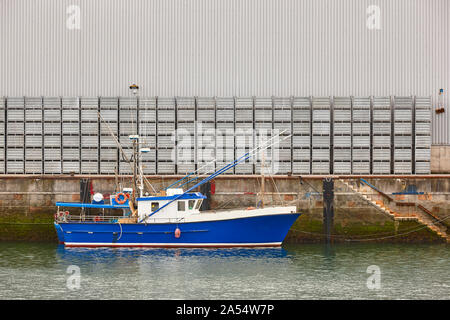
<box><xmin>0</xmin><ymin>0</ymin><xmax>449</xmax><ymax>144</ymax></box>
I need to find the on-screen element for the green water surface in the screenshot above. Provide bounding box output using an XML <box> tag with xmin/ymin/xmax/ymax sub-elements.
<box><xmin>0</xmin><ymin>242</ymin><xmax>448</xmax><ymax>299</ymax></box>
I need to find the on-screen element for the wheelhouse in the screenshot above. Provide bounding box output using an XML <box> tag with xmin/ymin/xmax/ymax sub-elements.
<box><xmin>136</xmin><ymin>190</ymin><xmax>206</xmax><ymax>221</ymax></box>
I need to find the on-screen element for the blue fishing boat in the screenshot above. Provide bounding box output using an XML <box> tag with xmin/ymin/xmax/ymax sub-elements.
<box><xmin>54</xmin><ymin>131</ymin><xmax>300</xmax><ymax>248</ymax></box>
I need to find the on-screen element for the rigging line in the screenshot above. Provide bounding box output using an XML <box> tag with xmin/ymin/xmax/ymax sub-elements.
<box><xmin>135</xmin><ymin>143</ymin><xmax>157</xmax><ymax>194</ymax></box>
<box><xmin>81</xmin><ymin>178</ymin><xmax>90</xmax><ymax>216</ymax></box>
<box><xmin>140</xmin><ymin>134</ymin><xmax>292</xmax><ymax>222</ymax></box>
<box><xmin>166</xmin><ymin>129</ymin><xmax>288</xmax><ymax>190</ymax></box>
<box><xmin>97</xmin><ymin>110</ymin><xmax>134</xmax><ymax>172</ymax></box>
<box><xmin>165</xmin><ymin>157</ymin><xmax>219</xmax><ymax>190</ymax></box>
<box><xmin>141</xmin><ymin>154</ymin><xmax>252</xmax><ymax>222</ymax></box>
<box><xmin>299</xmin><ymin>177</ymin><xmax>322</xmax><ymax>196</ymax></box>
<box><xmin>270</xmin><ymin>174</ymin><xmax>284</xmax><ymax>206</ymax></box>
<box><xmin>200</xmin><ymin>134</ymin><xmax>292</xmax><ymax>188</ymax></box>
<box><xmin>99</xmin><ymin>108</ymin><xmax>155</xmax><ymax>194</ymax></box>
<box><xmin>142</xmin><ymin>175</ymin><xmax>157</xmax><ymax>194</ymax></box>
<box><xmin>255</xmin><ymin>175</ymin><xmax>261</xmax><ymax>205</ymax></box>
<box><xmin>135</xmin><ymin>141</ymin><xmax>157</xmax><ymax>194</ymax></box>
<box><xmin>161</xmin><ymin>175</ymin><xmax>166</xmax><ymax>190</ymax></box>
<box><xmin>214</xmin><ymin>197</ymin><xmax>237</xmax><ymax>210</ymax></box>
<box><xmin>176</xmin><ymin>130</ymin><xmax>291</xmax><ymax>191</ymax></box>
<box><xmin>196</xmin><ymin>129</ymin><xmax>288</xmax><ymax>182</ymax></box>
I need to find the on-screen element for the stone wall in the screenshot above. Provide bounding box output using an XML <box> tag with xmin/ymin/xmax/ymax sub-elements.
<box><xmin>0</xmin><ymin>175</ymin><xmax>449</xmax><ymax>243</ymax></box>
<box><xmin>431</xmin><ymin>145</ymin><xmax>450</xmax><ymax>173</ymax></box>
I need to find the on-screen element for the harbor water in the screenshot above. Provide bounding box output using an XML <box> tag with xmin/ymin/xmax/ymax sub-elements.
<box><xmin>0</xmin><ymin>242</ymin><xmax>448</xmax><ymax>300</ymax></box>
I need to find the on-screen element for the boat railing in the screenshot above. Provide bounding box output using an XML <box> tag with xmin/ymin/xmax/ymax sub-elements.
<box><xmin>56</xmin><ymin>215</ymin><xmax>123</xmax><ymax>223</ymax></box>
<box><xmin>56</xmin><ymin>214</ymin><xmax>185</xmax><ymax>224</ymax></box>
<box><xmin>141</xmin><ymin>217</ymin><xmax>186</xmax><ymax>224</ymax></box>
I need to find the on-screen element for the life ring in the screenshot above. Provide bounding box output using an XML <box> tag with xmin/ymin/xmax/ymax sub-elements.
<box><xmin>94</xmin><ymin>216</ymin><xmax>101</xmax><ymax>222</ymax></box>
<box><xmin>115</xmin><ymin>193</ymin><xmax>128</xmax><ymax>204</ymax></box>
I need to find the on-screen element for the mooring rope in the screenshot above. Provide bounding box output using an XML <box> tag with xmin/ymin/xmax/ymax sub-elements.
<box><xmin>117</xmin><ymin>222</ymin><xmax>123</xmax><ymax>241</ymax></box>
<box><xmin>289</xmin><ymin>214</ymin><xmax>450</xmax><ymax>242</ymax></box>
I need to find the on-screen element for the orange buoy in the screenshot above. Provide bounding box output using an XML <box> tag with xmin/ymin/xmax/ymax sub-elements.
<box><xmin>115</xmin><ymin>193</ymin><xmax>128</xmax><ymax>204</ymax></box>
<box><xmin>174</xmin><ymin>228</ymin><xmax>181</xmax><ymax>238</ymax></box>
<box><xmin>246</xmin><ymin>206</ymin><xmax>256</xmax><ymax>210</ymax></box>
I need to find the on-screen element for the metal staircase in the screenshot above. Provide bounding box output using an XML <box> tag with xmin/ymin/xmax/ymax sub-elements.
<box><xmin>339</xmin><ymin>179</ymin><xmax>449</xmax><ymax>242</ymax></box>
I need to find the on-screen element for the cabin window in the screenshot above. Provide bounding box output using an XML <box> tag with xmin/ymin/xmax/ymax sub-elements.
<box><xmin>195</xmin><ymin>200</ymin><xmax>203</xmax><ymax>210</ymax></box>
<box><xmin>151</xmin><ymin>202</ymin><xmax>159</xmax><ymax>212</ymax></box>
<box><xmin>188</xmin><ymin>200</ymin><xmax>195</xmax><ymax>210</ymax></box>
<box><xmin>178</xmin><ymin>201</ymin><xmax>186</xmax><ymax>211</ymax></box>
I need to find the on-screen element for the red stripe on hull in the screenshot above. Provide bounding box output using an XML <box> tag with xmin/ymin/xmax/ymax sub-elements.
<box><xmin>63</xmin><ymin>243</ymin><xmax>282</xmax><ymax>248</ymax></box>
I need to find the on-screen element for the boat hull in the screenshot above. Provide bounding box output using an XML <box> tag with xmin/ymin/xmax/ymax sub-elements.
<box><xmin>54</xmin><ymin>213</ymin><xmax>300</xmax><ymax>248</ymax></box>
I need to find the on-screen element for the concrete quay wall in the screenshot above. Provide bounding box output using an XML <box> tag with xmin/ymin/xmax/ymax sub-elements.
<box><xmin>0</xmin><ymin>175</ymin><xmax>449</xmax><ymax>243</ymax></box>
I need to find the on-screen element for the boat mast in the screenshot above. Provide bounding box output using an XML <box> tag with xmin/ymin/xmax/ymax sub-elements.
<box><xmin>129</xmin><ymin>84</ymin><xmax>140</xmax><ymax>214</ymax></box>
<box><xmin>139</xmin><ymin>163</ymin><xmax>144</xmax><ymax>197</ymax></box>
<box><xmin>95</xmin><ymin>83</ymin><xmax>153</xmax><ymax>206</ymax></box>
<box><xmin>260</xmin><ymin>149</ymin><xmax>265</xmax><ymax>208</ymax></box>
<box><xmin>132</xmin><ymin>136</ymin><xmax>138</xmax><ymax>203</ymax></box>
<box><xmin>114</xmin><ymin>166</ymin><xmax>119</xmax><ymax>193</ymax></box>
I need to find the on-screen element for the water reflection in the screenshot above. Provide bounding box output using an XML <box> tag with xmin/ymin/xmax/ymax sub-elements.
<box><xmin>0</xmin><ymin>242</ymin><xmax>448</xmax><ymax>299</ymax></box>
<box><xmin>56</xmin><ymin>245</ymin><xmax>290</xmax><ymax>262</ymax></box>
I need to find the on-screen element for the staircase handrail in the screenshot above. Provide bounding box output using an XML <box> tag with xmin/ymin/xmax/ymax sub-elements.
<box><xmin>359</xmin><ymin>178</ymin><xmax>394</xmax><ymax>202</ymax></box>
<box><xmin>417</xmin><ymin>204</ymin><xmax>446</xmax><ymax>226</ymax></box>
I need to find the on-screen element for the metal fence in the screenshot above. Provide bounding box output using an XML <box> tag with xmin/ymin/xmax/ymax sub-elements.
<box><xmin>0</xmin><ymin>96</ymin><xmax>432</xmax><ymax>175</ymax></box>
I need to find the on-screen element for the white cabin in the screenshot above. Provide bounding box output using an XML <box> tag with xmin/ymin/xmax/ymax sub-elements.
<box><xmin>137</xmin><ymin>188</ymin><xmax>206</xmax><ymax>222</ymax></box>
